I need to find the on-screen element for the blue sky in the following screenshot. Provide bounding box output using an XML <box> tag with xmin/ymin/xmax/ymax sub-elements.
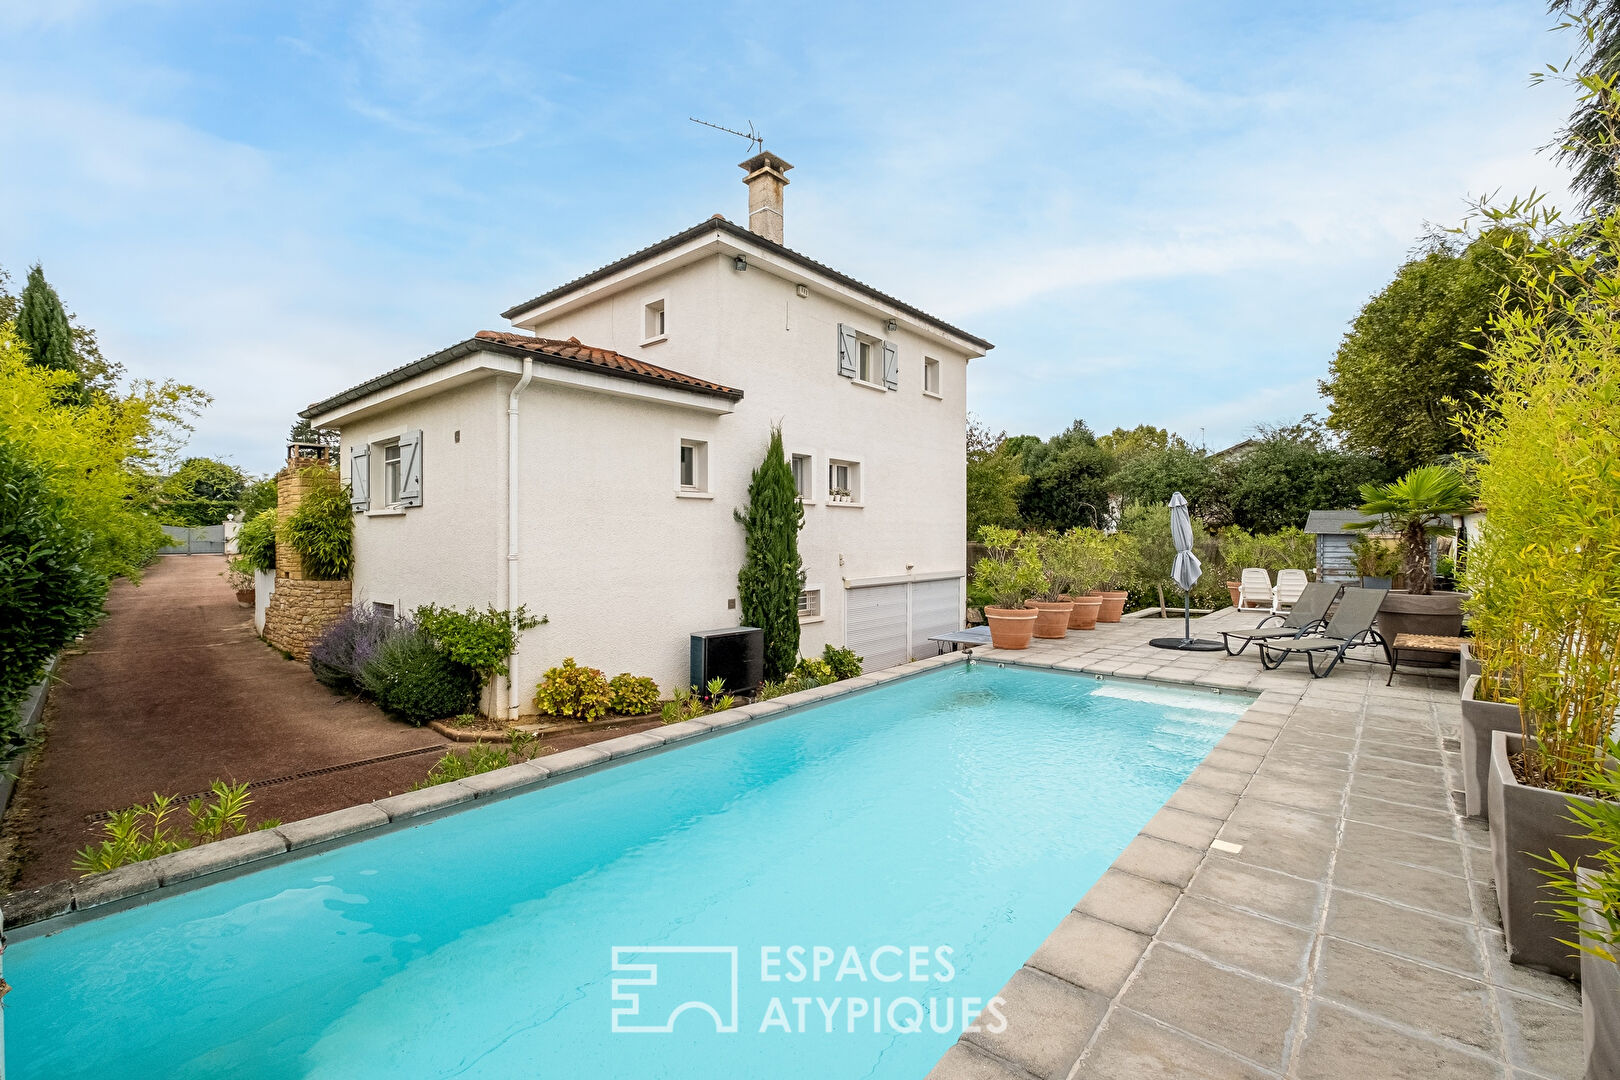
<box><xmin>0</xmin><ymin>1</ymin><xmax>1578</xmax><ymax>470</ymax></box>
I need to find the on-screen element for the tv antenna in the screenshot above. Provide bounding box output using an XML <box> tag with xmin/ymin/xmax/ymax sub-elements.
<box><xmin>689</xmin><ymin>116</ymin><xmax>763</xmax><ymax>155</ymax></box>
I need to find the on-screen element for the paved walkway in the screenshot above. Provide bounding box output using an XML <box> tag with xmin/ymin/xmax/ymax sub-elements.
<box><xmin>932</xmin><ymin>607</ymin><xmax>1584</xmax><ymax>1080</ymax></box>
<box><xmin>1</xmin><ymin>555</ymin><xmax>452</xmax><ymax>889</ymax></box>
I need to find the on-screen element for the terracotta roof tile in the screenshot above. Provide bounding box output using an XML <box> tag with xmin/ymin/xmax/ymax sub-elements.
<box><xmin>471</xmin><ymin>330</ymin><xmax>742</xmax><ymax>397</ymax></box>
<box><xmin>301</xmin><ymin>331</ymin><xmax>742</xmax><ymax>420</ymax></box>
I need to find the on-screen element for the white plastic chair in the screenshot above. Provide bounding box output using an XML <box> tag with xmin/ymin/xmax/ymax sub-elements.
<box><xmin>1272</xmin><ymin>568</ymin><xmax>1310</xmax><ymax>613</ymax></box>
<box><xmin>1239</xmin><ymin>568</ymin><xmax>1273</xmax><ymax>610</ymax></box>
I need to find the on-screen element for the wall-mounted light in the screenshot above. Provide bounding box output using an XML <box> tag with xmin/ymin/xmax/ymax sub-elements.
<box><xmin>795</xmin><ymin>283</ymin><xmax>809</xmax><ymax>298</ymax></box>
<box><xmin>734</xmin><ymin>255</ymin><xmax>748</xmax><ymax>272</ymax></box>
<box><xmin>884</xmin><ymin>318</ymin><xmax>898</xmax><ymax>332</ymax></box>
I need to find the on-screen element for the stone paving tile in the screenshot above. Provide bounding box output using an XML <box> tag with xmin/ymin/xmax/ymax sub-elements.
<box><xmin>1323</xmin><ymin>888</ymin><xmax>1485</xmax><ymax>977</ymax></box>
<box><xmin>1078</xmin><ymin>1008</ymin><xmax>1281</xmax><ymax>1079</ymax></box>
<box><xmin>963</xmin><ymin>966</ymin><xmax>1107</xmax><ymax>1079</ymax></box>
<box><xmin>1294</xmin><ymin>1001</ymin><xmax>1507</xmax><ymax>1080</ymax></box>
<box><xmin>1119</xmin><ymin>943</ymin><xmax>1302</xmax><ymax>1072</ymax></box>
<box><xmin>1157</xmin><ymin>895</ymin><xmax>1315</xmax><ymax>984</ymax></box>
<box><xmin>930</xmin><ymin>608</ymin><xmax>1582</xmax><ymax>1078</ymax></box>
<box><xmin>1314</xmin><ymin>937</ymin><xmax>1497</xmax><ymax>1054</ymax></box>
<box><xmin>1186</xmin><ymin>857</ymin><xmax>1325</xmax><ymax>929</ymax></box>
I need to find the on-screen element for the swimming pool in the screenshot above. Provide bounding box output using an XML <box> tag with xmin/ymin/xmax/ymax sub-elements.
<box><xmin>5</xmin><ymin>663</ymin><xmax>1246</xmax><ymax>1079</ymax></box>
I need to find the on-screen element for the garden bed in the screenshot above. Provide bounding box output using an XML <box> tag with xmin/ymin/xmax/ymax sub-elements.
<box><xmin>429</xmin><ymin>712</ymin><xmax>659</xmax><ymax>743</ymax></box>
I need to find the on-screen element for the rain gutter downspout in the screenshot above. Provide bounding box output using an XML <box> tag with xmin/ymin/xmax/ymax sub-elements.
<box><xmin>504</xmin><ymin>356</ymin><xmax>534</xmax><ymax>719</ymax></box>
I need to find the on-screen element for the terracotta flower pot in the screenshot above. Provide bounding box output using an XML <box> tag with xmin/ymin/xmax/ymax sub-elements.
<box><xmin>234</xmin><ymin>588</ymin><xmax>256</xmax><ymax>607</ymax></box>
<box><xmin>1024</xmin><ymin>599</ymin><xmax>1073</xmax><ymax>639</ymax></box>
<box><xmin>1089</xmin><ymin>590</ymin><xmax>1129</xmax><ymax>622</ymax></box>
<box><xmin>984</xmin><ymin>606</ymin><xmax>1037</xmax><ymax>649</ymax></box>
<box><xmin>1226</xmin><ymin>581</ymin><xmax>1242</xmax><ymax>608</ymax></box>
<box><xmin>1064</xmin><ymin>595</ymin><xmax>1102</xmax><ymax>630</ymax></box>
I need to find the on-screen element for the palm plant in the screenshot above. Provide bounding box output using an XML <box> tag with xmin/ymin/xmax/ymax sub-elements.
<box><xmin>1348</xmin><ymin>466</ymin><xmax>1473</xmax><ymax>595</ymax></box>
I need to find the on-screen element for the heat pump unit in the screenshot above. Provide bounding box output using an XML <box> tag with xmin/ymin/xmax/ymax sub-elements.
<box><xmin>690</xmin><ymin>626</ymin><xmax>764</xmax><ymax>694</ymax></box>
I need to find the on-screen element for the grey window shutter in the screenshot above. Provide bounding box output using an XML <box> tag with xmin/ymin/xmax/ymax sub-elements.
<box><xmin>882</xmin><ymin>341</ymin><xmax>899</xmax><ymax>391</ymax></box>
<box><xmin>349</xmin><ymin>445</ymin><xmax>370</xmax><ymax>512</ymax></box>
<box><xmin>398</xmin><ymin>429</ymin><xmax>423</xmax><ymax>507</ymax></box>
<box><xmin>836</xmin><ymin>324</ymin><xmax>858</xmax><ymax>378</ymax></box>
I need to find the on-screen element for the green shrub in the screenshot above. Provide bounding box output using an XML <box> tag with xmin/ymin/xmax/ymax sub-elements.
<box><xmin>280</xmin><ymin>467</ymin><xmax>352</xmax><ymax>580</ymax></box>
<box><xmin>735</xmin><ymin>426</ymin><xmax>804</xmax><ymax>680</ymax></box>
<box><xmin>358</xmin><ymin>627</ymin><xmax>479</xmax><ymax>724</ymax></box>
<box><xmin>793</xmin><ymin>657</ymin><xmax>834</xmax><ymax>683</ymax></box>
<box><xmin>821</xmin><ymin>645</ymin><xmax>863</xmax><ymax>681</ymax></box>
<box><xmin>72</xmin><ymin>781</ymin><xmax>279</xmax><ymax>875</ymax></box>
<box><xmin>414</xmin><ymin>604</ymin><xmax>542</xmax><ymax>683</ymax></box>
<box><xmin>533</xmin><ymin>658</ymin><xmax>612</xmax><ymax>721</ymax></box>
<box><xmin>608</xmin><ymin>673</ymin><xmax>661</xmax><ymax>716</ymax></box>
<box><xmin>413</xmin><ymin>733</ymin><xmax>540</xmax><ymax>789</ymax></box>
<box><xmin>0</xmin><ymin>436</ymin><xmax>105</xmax><ymax>746</ymax></box>
<box><xmin>235</xmin><ymin>508</ymin><xmax>277</xmax><ymax>573</ymax></box>
<box><xmin>661</xmin><ymin>679</ymin><xmax>734</xmax><ymax>724</ymax></box>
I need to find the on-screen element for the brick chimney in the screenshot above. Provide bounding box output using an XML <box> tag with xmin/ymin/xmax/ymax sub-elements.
<box><xmin>739</xmin><ymin>151</ymin><xmax>792</xmax><ymax>245</ymax></box>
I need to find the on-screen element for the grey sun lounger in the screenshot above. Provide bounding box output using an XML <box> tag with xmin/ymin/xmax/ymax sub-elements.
<box><xmin>1219</xmin><ymin>582</ymin><xmax>1339</xmax><ymax>656</ymax></box>
<box><xmin>1256</xmin><ymin>587</ymin><xmax>1390</xmax><ymax>678</ymax></box>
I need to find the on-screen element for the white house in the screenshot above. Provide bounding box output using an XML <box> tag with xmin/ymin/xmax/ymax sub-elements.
<box><xmin>301</xmin><ymin>152</ymin><xmax>993</xmax><ymax>717</ymax></box>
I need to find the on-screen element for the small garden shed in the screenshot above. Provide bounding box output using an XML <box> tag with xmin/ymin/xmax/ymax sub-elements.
<box><xmin>1303</xmin><ymin>510</ymin><xmax>1363</xmax><ymax>585</ymax></box>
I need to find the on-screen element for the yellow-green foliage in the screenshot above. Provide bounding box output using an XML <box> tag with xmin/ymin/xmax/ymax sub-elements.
<box><xmin>1459</xmin><ymin>174</ymin><xmax>1620</xmax><ymax>791</ymax></box>
<box><xmin>1216</xmin><ymin>527</ymin><xmax>1315</xmax><ymax>582</ymax></box>
<box><xmin>280</xmin><ymin>466</ymin><xmax>353</xmax><ymax>580</ymax></box>
<box><xmin>72</xmin><ymin>782</ymin><xmax>276</xmax><ymax>875</ymax></box>
<box><xmin>533</xmin><ymin>658</ymin><xmax>612</xmax><ymax>721</ymax></box>
<box><xmin>0</xmin><ymin>328</ymin><xmax>208</xmax><ymax>580</ymax></box>
<box><xmin>607</xmin><ymin>673</ymin><xmax>661</xmax><ymax>716</ymax></box>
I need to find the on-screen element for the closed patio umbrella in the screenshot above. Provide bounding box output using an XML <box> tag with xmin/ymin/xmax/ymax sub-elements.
<box><xmin>1150</xmin><ymin>492</ymin><xmax>1223</xmax><ymax>651</ymax></box>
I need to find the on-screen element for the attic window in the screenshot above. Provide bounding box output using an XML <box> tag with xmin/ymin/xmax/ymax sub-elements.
<box><xmin>644</xmin><ymin>300</ymin><xmax>666</xmax><ymax>343</ymax></box>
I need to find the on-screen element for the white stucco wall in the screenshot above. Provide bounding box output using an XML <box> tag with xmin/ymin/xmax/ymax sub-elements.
<box><xmin>328</xmin><ymin>239</ymin><xmax>976</xmax><ymax>714</ymax></box>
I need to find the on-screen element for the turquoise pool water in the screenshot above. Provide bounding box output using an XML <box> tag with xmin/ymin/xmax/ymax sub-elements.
<box><xmin>5</xmin><ymin>664</ymin><xmax>1245</xmax><ymax>1079</ymax></box>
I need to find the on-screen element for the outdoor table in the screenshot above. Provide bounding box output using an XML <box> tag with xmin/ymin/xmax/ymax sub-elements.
<box><xmin>928</xmin><ymin>626</ymin><xmax>993</xmax><ymax>653</ymax></box>
<box><xmin>1386</xmin><ymin>633</ymin><xmax>1468</xmax><ymax>685</ymax></box>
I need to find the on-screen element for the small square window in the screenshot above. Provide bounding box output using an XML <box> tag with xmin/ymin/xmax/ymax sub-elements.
<box><xmin>797</xmin><ymin>589</ymin><xmax>822</xmax><ymax>619</ymax></box>
<box><xmin>644</xmin><ymin>299</ymin><xmax>666</xmax><ymax>342</ymax></box>
<box><xmin>924</xmin><ymin>357</ymin><xmax>941</xmax><ymax>396</ymax></box>
<box><xmin>382</xmin><ymin>443</ymin><xmax>402</xmax><ymax>505</ymax></box>
<box><xmin>679</xmin><ymin>439</ymin><xmax>708</xmax><ymax>492</ymax></box>
<box><xmin>828</xmin><ymin>458</ymin><xmax>860</xmax><ymax>503</ymax></box>
<box><xmin>372</xmin><ymin>602</ymin><xmax>395</xmax><ymax>621</ymax></box>
<box><xmin>791</xmin><ymin>453</ymin><xmax>812</xmax><ymax>500</ymax></box>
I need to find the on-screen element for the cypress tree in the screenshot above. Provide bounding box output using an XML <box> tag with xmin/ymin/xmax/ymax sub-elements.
<box><xmin>735</xmin><ymin>426</ymin><xmax>804</xmax><ymax>681</ymax></box>
<box><xmin>16</xmin><ymin>264</ymin><xmax>85</xmax><ymax>400</ymax></box>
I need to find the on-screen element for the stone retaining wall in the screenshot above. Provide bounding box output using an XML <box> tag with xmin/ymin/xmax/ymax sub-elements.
<box><xmin>262</xmin><ymin>577</ymin><xmax>351</xmax><ymax>660</ymax></box>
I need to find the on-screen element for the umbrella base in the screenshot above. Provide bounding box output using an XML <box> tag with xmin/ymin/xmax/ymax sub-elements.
<box><xmin>1148</xmin><ymin>637</ymin><xmax>1225</xmax><ymax>651</ymax></box>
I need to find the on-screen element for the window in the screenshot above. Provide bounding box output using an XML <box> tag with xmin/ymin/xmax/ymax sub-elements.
<box><xmin>372</xmin><ymin>602</ymin><xmax>395</xmax><ymax>621</ymax></box>
<box><xmin>678</xmin><ymin>439</ymin><xmax>708</xmax><ymax>493</ymax></box>
<box><xmin>857</xmin><ymin>339</ymin><xmax>875</xmax><ymax>383</ymax></box>
<box><xmin>644</xmin><ymin>299</ymin><xmax>666</xmax><ymax>342</ymax></box>
<box><xmin>828</xmin><ymin>458</ymin><xmax>861</xmax><ymax>504</ymax></box>
<box><xmin>924</xmin><ymin>357</ymin><xmax>941</xmax><ymax>396</ymax></box>
<box><xmin>797</xmin><ymin>588</ymin><xmax>822</xmax><ymax>620</ymax></box>
<box><xmin>383</xmin><ymin>443</ymin><xmax>402</xmax><ymax>506</ymax></box>
<box><xmin>791</xmin><ymin>453</ymin><xmax>812</xmax><ymax>501</ymax></box>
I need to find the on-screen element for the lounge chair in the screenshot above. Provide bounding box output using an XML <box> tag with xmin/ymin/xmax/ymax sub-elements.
<box><xmin>1238</xmin><ymin>568</ymin><xmax>1272</xmax><ymax>610</ymax></box>
<box><xmin>1219</xmin><ymin>582</ymin><xmax>1338</xmax><ymax>656</ymax></box>
<box><xmin>1272</xmin><ymin>569</ymin><xmax>1310</xmax><ymax>613</ymax></box>
<box><xmin>1256</xmin><ymin>587</ymin><xmax>1389</xmax><ymax>678</ymax></box>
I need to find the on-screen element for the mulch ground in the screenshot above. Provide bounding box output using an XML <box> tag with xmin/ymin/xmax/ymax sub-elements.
<box><xmin>0</xmin><ymin>555</ymin><xmax>660</xmax><ymax>891</ymax></box>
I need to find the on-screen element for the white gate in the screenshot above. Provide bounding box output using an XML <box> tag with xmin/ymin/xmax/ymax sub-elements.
<box><xmin>845</xmin><ymin>577</ymin><xmax>964</xmax><ymax>672</ymax></box>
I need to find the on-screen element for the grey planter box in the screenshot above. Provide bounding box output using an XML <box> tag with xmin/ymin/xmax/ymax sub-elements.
<box><xmin>1488</xmin><ymin>730</ymin><xmax>1608</xmax><ymax>978</ymax></box>
<box><xmin>1459</xmin><ymin>640</ymin><xmax>1481</xmax><ymax>695</ymax></box>
<box><xmin>1579</xmin><ymin>868</ymin><xmax>1620</xmax><ymax>1080</ymax></box>
<box><xmin>1462</xmin><ymin>674</ymin><xmax>1521</xmax><ymax>819</ymax></box>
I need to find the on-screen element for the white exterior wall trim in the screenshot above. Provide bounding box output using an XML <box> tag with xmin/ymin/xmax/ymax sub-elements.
<box><xmin>501</xmin><ymin>356</ymin><xmax>535</xmax><ymax>720</ymax></box>
<box><xmin>842</xmin><ymin>570</ymin><xmax>964</xmax><ymax>588</ymax></box>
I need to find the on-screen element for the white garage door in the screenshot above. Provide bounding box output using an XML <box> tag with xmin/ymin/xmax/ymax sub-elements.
<box><xmin>846</xmin><ymin>583</ymin><xmax>909</xmax><ymax>671</ymax></box>
<box><xmin>910</xmin><ymin>578</ymin><xmax>963</xmax><ymax>658</ymax></box>
<box><xmin>845</xmin><ymin>577</ymin><xmax>965</xmax><ymax>672</ymax></box>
